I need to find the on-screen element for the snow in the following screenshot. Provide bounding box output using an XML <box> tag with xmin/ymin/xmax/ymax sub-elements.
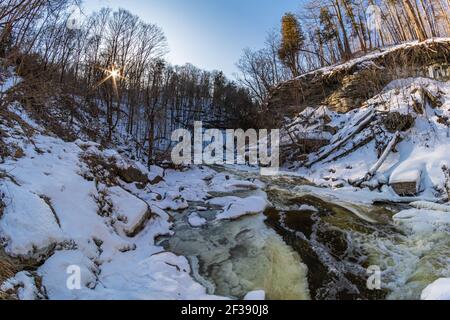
<box><xmin>0</xmin><ymin>180</ymin><xmax>64</xmax><ymax>258</ymax></box>
<box><xmin>393</xmin><ymin>208</ymin><xmax>450</xmax><ymax>234</ymax></box>
<box><xmin>215</xmin><ymin>195</ymin><xmax>268</xmax><ymax>221</ymax></box>
<box><xmin>0</xmin><ymin>271</ymin><xmax>43</xmax><ymax>300</ymax></box>
<box><xmin>208</xmin><ymin>172</ymin><xmax>261</xmax><ymax>193</ymax></box>
<box><xmin>0</xmin><ymin>70</ymin><xmax>21</xmax><ymax>93</ymax></box>
<box><xmin>389</xmin><ymin>167</ymin><xmax>422</xmax><ymax>185</ymax></box>
<box><xmin>107</xmin><ymin>186</ymin><xmax>151</xmax><ymax>236</ymax></box>
<box><xmin>155</xmin><ymin>190</ymin><xmax>189</xmax><ymax>211</ymax></box>
<box><xmin>38</xmin><ymin>250</ymin><xmax>98</xmax><ymax>300</ymax></box>
<box><xmin>421</xmin><ymin>278</ymin><xmax>450</xmax><ymax>300</ymax></box>
<box><xmin>188</xmin><ymin>212</ymin><xmax>207</xmax><ymax>228</ymax></box>
<box><xmin>148</xmin><ymin>165</ymin><xmax>165</xmax><ymax>183</ymax></box>
<box><xmin>244</xmin><ymin>290</ymin><xmax>266</xmax><ymax>300</ymax></box>
<box><xmin>298</xmin><ymin>204</ymin><xmax>318</xmax><ymax>212</ymax></box>
<box><xmin>0</xmin><ymin>108</ymin><xmax>229</xmax><ymax>300</ymax></box>
<box><xmin>410</xmin><ymin>201</ymin><xmax>450</xmax><ymax>212</ymax></box>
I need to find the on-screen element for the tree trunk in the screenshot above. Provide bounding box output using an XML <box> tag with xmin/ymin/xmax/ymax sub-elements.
<box><xmin>402</xmin><ymin>0</ymin><xmax>428</xmax><ymax>41</ymax></box>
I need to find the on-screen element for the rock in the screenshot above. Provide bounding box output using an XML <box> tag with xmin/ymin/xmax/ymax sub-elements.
<box><xmin>390</xmin><ymin>168</ymin><xmax>422</xmax><ymax>196</ymax></box>
<box><xmin>297</xmin><ymin>138</ymin><xmax>329</xmax><ymax>153</ymax></box>
<box><xmin>391</xmin><ymin>181</ymin><xmax>420</xmax><ymax>196</ymax></box>
<box><xmin>148</xmin><ymin>165</ymin><xmax>165</xmax><ymax>185</ymax></box>
<box><xmin>117</xmin><ymin>166</ymin><xmax>149</xmax><ymax>184</ymax></box>
<box><xmin>107</xmin><ymin>186</ymin><xmax>153</xmax><ymax>237</ymax></box>
<box><xmin>13</xmin><ymin>147</ymin><xmax>25</xmax><ymax>159</ymax></box>
<box><xmin>264</xmin><ymin>41</ymin><xmax>450</xmax><ymax>127</ymax></box>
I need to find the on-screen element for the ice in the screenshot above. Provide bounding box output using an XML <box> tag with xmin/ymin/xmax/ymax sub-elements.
<box><xmin>215</xmin><ymin>195</ymin><xmax>268</xmax><ymax>221</ymax></box>
<box><xmin>298</xmin><ymin>204</ymin><xmax>318</xmax><ymax>212</ymax></box>
<box><xmin>393</xmin><ymin>208</ymin><xmax>450</xmax><ymax>234</ymax></box>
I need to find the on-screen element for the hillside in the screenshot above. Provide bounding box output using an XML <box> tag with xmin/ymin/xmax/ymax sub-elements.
<box><xmin>274</xmin><ymin>39</ymin><xmax>450</xmax><ymax>197</ymax></box>
<box><xmin>267</xmin><ymin>39</ymin><xmax>450</xmax><ymax>124</ymax></box>
<box><xmin>0</xmin><ymin>66</ymin><xmax>273</xmax><ymax>300</ymax></box>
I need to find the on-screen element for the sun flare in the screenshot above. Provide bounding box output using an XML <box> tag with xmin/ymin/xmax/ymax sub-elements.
<box><xmin>108</xmin><ymin>68</ymin><xmax>120</xmax><ymax>79</ymax></box>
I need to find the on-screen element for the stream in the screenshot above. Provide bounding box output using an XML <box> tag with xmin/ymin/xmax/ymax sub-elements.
<box><xmin>157</xmin><ymin>168</ymin><xmax>450</xmax><ymax>300</ymax></box>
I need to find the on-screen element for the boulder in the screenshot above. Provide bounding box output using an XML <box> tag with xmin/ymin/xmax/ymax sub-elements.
<box><xmin>108</xmin><ymin>186</ymin><xmax>153</xmax><ymax>237</ymax></box>
<box><xmin>117</xmin><ymin>166</ymin><xmax>149</xmax><ymax>184</ymax></box>
<box><xmin>391</xmin><ymin>181</ymin><xmax>421</xmax><ymax>196</ymax></box>
<box><xmin>390</xmin><ymin>168</ymin><xmax>422</xmax><ymax>196</ymax></box>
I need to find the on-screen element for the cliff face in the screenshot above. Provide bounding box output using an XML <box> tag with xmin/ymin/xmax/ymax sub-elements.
<box><xmin>265</xmin><ymin>39</ymin><xmax>450</xmax><ymax>125</ymax></box>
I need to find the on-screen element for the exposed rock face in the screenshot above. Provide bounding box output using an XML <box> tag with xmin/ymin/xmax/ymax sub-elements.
<box><xmin>265</xmin><ymin>40</ymin><xmax>450</xmax><ymax>126</ymax></box>
<box><xmin>117</xmin><ymin>166</ymin><xmax>149</xmax><ymax>184</ymax></box>
<box><xmin>391</xmin><ymin>181</ymin><xmax>421</xmax><ymax>196</ymax></box>
<box><xmin>81</xmin><ymin>151</ymin><xmax>150</xmax><ymax>186</ymax></box>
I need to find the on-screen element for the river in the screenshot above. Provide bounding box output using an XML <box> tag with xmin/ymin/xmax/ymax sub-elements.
<box><xmin>157</xmin><ymin>168</ymin><xmax>450</xmax><ymax>300</ymax></box>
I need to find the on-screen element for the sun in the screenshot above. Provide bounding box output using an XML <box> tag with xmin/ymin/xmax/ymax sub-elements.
<box><xmin>108</xmin><ymin>68</ymin><xmax>120</xmax><ymax>79</ymax></box>
<box><xmin>92</xmin><ymin>66</ymin><xmax>125</xmax><ymax>97</ymax></box>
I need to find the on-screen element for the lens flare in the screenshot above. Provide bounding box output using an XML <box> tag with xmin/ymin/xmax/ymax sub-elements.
<box><xmin>92</xmin><ymin>66</ymin><xmax>125</xmax><ymax>99</ymax></box>
<box><xmin>108</xmin><ymin>68</ymin><xmax>120</xmax><ymax>79</ymax></box>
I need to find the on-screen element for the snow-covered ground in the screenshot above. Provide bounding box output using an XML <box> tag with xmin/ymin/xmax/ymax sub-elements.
<box><xmin>286</xmin><ymin>77</ymin><xmax>450</xmax><ymax>201</ymax></box>
<box><xmin>0</xmin><ymin>100</ymin><xmax>271</xmax><ymax>299</ymax></box>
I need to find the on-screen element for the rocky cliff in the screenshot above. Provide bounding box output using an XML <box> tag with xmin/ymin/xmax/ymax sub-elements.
<box><xmin>266</xmin><ymin>39</ymin><xmax>450</xmax><ymax>126</ymax></box>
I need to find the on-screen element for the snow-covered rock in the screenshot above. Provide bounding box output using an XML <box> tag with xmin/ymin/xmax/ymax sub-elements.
<box><xmin>108</xmin><ymin>186</ymin><xmax>152</xmax><ymax>237</ymax></box>
<box><xmin>0</xmin><ymin>113</ymin><xmax>226</xmax><ymax>299</ymax></box>
<box><xmin>38</xmin><ymin>250</ymin><xmax>99</xmax><ymax>300</ymax></box>
<box><xmin>214</xmin><ymin>195</ymin><xmax>268</xmax><ymax>221</ymax></box>
<box><xmin>1</xmin><ymin>271</ymin><xmax>42</xmax><ymax>300</ymax></box>
<box><xmin>421</xmin><ymin>278</ymin><xmax>450</xmax><ymax>300</ymax></box>
<box><xmin>188</xmin><ymin>212</ymin><xmax>207</xmax><ymax>228</ymax></box>
<box><xmin>393</xmin><ymin>208</ymin><xmax>450</xmax><ymax>234</ymax></box>
<box><xmin>148</xmin><ymin>165</ymin><xmax>165</xmax><ymax>185</ymax></box>
<box><xmin>208</xmin><ymin>173</ymin><xmax>261</xmax><ymax>193</ymax></box>
<box><xmin>0</xmin><ymin>181</ymin><xmax>64</xmax><ymax>258</ymax></box>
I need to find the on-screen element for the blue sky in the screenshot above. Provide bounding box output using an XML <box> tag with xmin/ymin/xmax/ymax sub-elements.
<box><xmin>83</xmin><ymin>0</ymin><xmax>302</xmax><ymax>78</ymax></box>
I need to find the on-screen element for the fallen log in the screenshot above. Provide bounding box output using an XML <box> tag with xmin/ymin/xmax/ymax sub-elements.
<box><xmin>306</xmin><ymin>108</ymin><xmax>375</xmax><ymax>167</ymax></box>
<box><xmin>351</xmin><ymin>131</ymin><xmax>402</xmax><ymax>187</ymax></box>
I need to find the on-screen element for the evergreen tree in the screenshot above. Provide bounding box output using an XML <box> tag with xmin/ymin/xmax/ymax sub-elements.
<box><xmin>278</xmin><ymin>13</ymin><xmax>305</xmax><ymax>77</ymax></box>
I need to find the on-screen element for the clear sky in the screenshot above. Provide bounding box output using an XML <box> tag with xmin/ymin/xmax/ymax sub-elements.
<box><xmin>82</xmin><ymin>0</ymin><xmax>302</xmax><ymax>78</ymax></box>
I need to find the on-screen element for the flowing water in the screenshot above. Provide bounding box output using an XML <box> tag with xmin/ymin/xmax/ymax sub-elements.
<box><xmin>158</xmin><ymin>169</ymin><xmax>450</xmax><ymax>300</ymax></box>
